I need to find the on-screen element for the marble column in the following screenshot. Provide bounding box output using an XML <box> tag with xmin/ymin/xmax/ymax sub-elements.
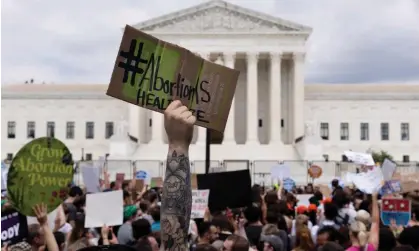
<box><xmin>223</xmin><ymin>53</ymin><xmax>236</xmax><ymax>144</ymax></box>
<box><xmin>270</xmin><ymin>52</ymin><xmax>283</xmax><ymax>144</ymax></box>
<box><xmin>150</xmin><ymin>112</ymin><xmax>164</xmax><ymax>144</ymax></box>
<box><xmin>246</xmin><ymin>52</ymin><xmax>259</xmax><ymax>144</ymax></box>
<box><xmin>293</xmin><ymin>52</ymin><xmax>306</xmax><ymax>143</ymax></box>
<box><xmin>196</xmin><ymin>52</ymin><xmax>211</xmax><ymax>145</ymax></box>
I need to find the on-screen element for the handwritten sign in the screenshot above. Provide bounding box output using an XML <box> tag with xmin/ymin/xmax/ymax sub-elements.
<box><xmin>107</xmin><ymin>25</ymin><xmax>240</xmax><ymax>132</ymax></box>
<box><xmin>191</xmin><ymin>189</ymin><xmax>210</xmax><ymax>219</ymax></box>
<box><xmin>343</xmin><ymin>151</ymin><xmax>375</xmax><ymax>166</ymax></box>
<box><xmin>7</xmin><ymin>137</ymin><xmax>74</xmax><ymax>216</ymax></box>
<box><xmin>347</xmin><ymin>166</ymin><xmax>384</xmax><ymax>194</ymax></box>
<box><xmin>381</xmin><ymin>198</ymin><xmax>411</xmax><ymax>226</ymax></box>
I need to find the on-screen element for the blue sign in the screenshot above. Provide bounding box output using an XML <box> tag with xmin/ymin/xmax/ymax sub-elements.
<box><xmin>136</xmin><ymin>170</ymin><xmax>148</xmax><ymax>180</ymax></box>
<box><xmin>380</xmin><ymin>180</ymin><xmax>402</xmax><ymax>195</ymax></box>
<box><xmin>282</xmin><ymin>178</ymin><xmax>296</xmax><ymax>192</ymax></box>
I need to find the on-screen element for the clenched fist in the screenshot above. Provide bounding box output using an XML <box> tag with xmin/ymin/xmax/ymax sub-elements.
<box><xmin>164</xmin><ymin>100</ymin><xmax>196</xmax><ymax>149</ymax></box>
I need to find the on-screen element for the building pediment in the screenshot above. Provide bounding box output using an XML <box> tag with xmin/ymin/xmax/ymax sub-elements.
<box><xmin>133</xmin><ymin>0</ymin><xmax>312</xmax><ymax>34</ymax></box>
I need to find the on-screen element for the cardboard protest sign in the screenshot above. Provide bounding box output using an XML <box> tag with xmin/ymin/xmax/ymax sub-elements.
<box><xmin>381</xmin><ymin>198</ymin><xmax>411</xmax><ymax>226</ymax></box>
<box><xmin>392</xmin><ymin>172</ymin><xmax>419</xmax><ymax>193</ymax></box>
<box><xmin>135</xmin><ymin>179</ymin><xmax>145</xmax><ymax>192</ymax></box>
<box><xmin>191</xmin><ymin>189</ymin><xmax>210</xmax><ymax>219</ymax></box>
<box><xmin>7</xmin><ymin>137</ymin><xmax>74</xmax><ymax>216</ymax></box>
<box><xmin>107</xmin><ymin>25</ymin><xmax>240</xmax><ymax>132</ymax></box>
<box><xmin>151</xmin><ymin>177</ymin><xmax>163</xmax><ymax>188</ymax></box>
<box><xmin>1</xmin><ymin>208</ymin><xmax>28</xmax><ymax>245</ymax></box>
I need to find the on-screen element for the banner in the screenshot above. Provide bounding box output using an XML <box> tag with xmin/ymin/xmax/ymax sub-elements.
<box><xmin>7</xmin><ymin>137</ymin><xmax>74</xmax><ymax>216</ymax></box>
<box><xmin>1</xmin><ymin>208</ymin><xmax>28</xmax><ymax>245</ymax></box>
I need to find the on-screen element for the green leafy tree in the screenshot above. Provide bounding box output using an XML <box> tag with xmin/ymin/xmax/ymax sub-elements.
<box><xmin>371</xmin><ymin>150</ymin><xmax>394</xmax><ymax>164</ymax></box>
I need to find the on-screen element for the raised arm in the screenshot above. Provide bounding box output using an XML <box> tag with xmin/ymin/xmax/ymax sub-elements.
<box><xmin>161</xmin><ymin>100</ymin><xmax>195</xmax><ymax>251</ymax></box>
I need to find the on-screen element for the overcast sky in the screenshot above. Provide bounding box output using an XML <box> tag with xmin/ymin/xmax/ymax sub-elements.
<box><xmin>2</xmin><ymin>0</ymin><xmax>419</xmax><ymax>84</ymax></box>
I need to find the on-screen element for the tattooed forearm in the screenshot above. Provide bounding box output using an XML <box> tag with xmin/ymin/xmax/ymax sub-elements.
<box><xmin>161</xmin><ymin>149</ymin><xmax>192</xmax><ymax>251</ymax></box>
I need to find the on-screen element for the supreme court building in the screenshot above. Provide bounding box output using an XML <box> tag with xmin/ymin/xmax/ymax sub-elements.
<box><xmin>2</xmin><ymin>0</ymin><xmax>419</xmax><ymax>182</ymax></box>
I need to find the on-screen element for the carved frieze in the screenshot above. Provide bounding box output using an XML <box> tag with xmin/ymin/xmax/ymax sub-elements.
<box><xmin>141</xmin><ymin>7</ymin><xmax>296</xmax><ymax>32</ymax></box>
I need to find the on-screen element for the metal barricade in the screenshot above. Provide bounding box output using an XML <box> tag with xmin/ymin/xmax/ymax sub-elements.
<box><xmin>283</xmin><ymin>160</ymin><xmax>309</xmax><ymax>185</ymax></box>
<box><xmin>69</xmin><ymin>158</ymin><xmax>419</xmax><ymax>187</ymax></box>
<box><xmin>394</xmin><ymin>161</ymin><xmax>419</xmax><ymax>175</ymax></box>
<box><xmin>309</xmin><ymin>160</ymin><xmax>339</xmax><ymax>184</ymax></box>
<box><xmin>192</xmin><ymin>160</ymin><xmax>222</xmax><ymax>174</ymax></box>
<box><xmin>252</xmin><ymin>160</ymin><xmax>280</xmax><ymax>186</ymax></box>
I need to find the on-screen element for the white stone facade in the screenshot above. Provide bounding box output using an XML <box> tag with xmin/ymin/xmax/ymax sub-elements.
<box><xmin>2</xmin><ymin>0</ymin><xmax>419</xmax><ymax>183</ymax></box>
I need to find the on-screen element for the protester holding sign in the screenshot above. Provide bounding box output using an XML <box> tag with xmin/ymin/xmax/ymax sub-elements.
<box><xmin>4</xmin><ymin>44</ymin><xmax>419</xmax><ymax>251</ymax></box>
<box><xmin>7</xmin><ymin>138</ymin><xmax>74</xmax><ymax>216</ymax></box>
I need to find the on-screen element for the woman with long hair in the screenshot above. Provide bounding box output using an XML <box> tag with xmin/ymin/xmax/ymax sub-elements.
<box><xmin>292</xmin><ymin>226</ymin><xmax>315</xmax><ymax>251</ymax></box>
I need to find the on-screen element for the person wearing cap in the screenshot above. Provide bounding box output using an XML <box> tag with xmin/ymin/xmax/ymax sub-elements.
<box><xmin>117</xmin><ymin>205</ymin><xmax>138</xmax><ymax>245</ymax></box>
<box><xmin>260</xmin><ymin>234</ymin><xmax>284</xmax><ymax>251</ymax></box>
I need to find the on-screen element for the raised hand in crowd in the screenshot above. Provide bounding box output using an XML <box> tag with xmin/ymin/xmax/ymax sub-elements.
<box><xmin>161</xmin><ymin>100</ymin><xmax>195</xmax><ymax>251</ymax></box>
<box><xmin>390</xmin><ymin>218</ymin><xmax>404</xmax><ymax>237</ymax></box>
<box><xmin>33</xmin><ymin>203</ymin><xmax>59</xmax><ymax>251</ymax></box>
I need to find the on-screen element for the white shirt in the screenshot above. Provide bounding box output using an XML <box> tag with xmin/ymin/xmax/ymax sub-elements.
<box><xmin>310</xmin><ymin>220</ymin><xmax>336</xmax><ymax>244</ymax></box>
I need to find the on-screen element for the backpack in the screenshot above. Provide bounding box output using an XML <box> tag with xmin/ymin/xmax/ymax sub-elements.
<box><xmin>334</xmin><ymin>212</ymin><xmax>350</xmax><ymax>227</ymax></box>
<box><xmin>317</xmin><ymin>213</ymin><xmax>349</xmax><ymax>231</ymax></box>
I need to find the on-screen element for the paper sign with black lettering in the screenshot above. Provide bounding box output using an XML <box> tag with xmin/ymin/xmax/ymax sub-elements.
<box><xmin>191</xmin><ymin>189</ymin><xmax>210</xmax><ymax>219</ymax></box>
<box><xmin>1</xmin><ymin>208</ymin><xmax>28</xmax><ymax>245</ymax></box>
<box><xmin>7</xmin><ymin>137</ymin><xmax>74</xmax><ymax>216</ymax></box>
<box><xmin>107</xmin><ymin>25</ymin><xmax>240</xmax><ymax>132</ymax></box>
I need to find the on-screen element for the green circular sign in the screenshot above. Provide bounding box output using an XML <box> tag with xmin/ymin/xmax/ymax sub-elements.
<box><xmin>7</xmin><ymin>137</ymin><xmax>74</xmax><ymax>216</ymax></box>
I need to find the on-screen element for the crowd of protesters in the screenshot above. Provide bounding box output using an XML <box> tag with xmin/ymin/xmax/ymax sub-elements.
<box><xmin>2</xmin><ymin>101</ymin><xmax>419</xmax><ymax>251</ymax></box>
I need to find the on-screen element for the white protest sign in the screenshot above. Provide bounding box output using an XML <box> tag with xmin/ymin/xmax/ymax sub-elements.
<box><xmin>81</xmin><ymin>163</ymin><xmax>101</xmax><ymax>193</ymax></box>
<box><xmin>270</xmin><ymin>164</ymin><xmax>290</xmax><ymax>180</ymax></box>
<box><xmin>343</xmin><ymin>151</ymin><xmax>375</xmax><ymax>166</ymax></box>
<box><xmin>85</xmin><ymin>190</ymin><xmax>123</xmax><ymax>228</ymax></box>
<box><xmin>381</xmin><ymin>159</ymin><xmax>397</xmax><ymax>181</ymax></box>
<box><xmin>296</xmin><ymin>194</ymin><xmax>312</xmax><ymax>206</ymax></box>
<box><xmin>1</xmin><ymin>162</ymin><xmax>8</xmax><ymax>190</ymax></box>
<box><xmin>191</xmin><ymin>190</ymin><xmax>210</xmax><ymax>219</ymax></box>
<box><xmin>349</xmin><ymin>166</ymin><xmax>384</xmax><ymax>194</ymax></box>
